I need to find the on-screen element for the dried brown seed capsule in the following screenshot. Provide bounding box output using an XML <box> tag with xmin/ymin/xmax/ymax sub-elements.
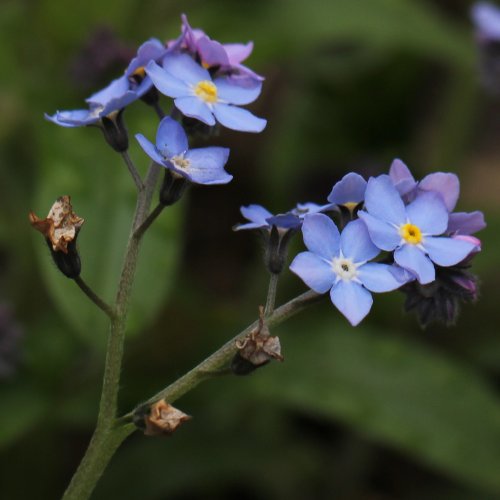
<box><xmin>135</xmin><ymin>400</ymin><xmax>191</xmax><ymax>437</ymax></box>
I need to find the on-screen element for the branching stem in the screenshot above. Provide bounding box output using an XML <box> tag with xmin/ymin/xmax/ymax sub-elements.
<box><xmin>74</xmin><ymin>276</ymin><xmax>116</xmax><ymax>319</ymax></box>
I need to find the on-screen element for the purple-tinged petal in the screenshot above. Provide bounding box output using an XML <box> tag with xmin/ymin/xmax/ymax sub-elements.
<box><xmin>214</xmin><ymin>77</ymin><xmax>262</xmax><ymax>105</ymax></box>
<box><xmin>471</xmin><ymin>2</ymin><xmax>500</xmax><ymax>41</ymax></box>
<box><xmin>126</xmin><ymin>38</ymin><xmax>166</xmax><ymax>77</ymax></box>
<box><xmin>358</xmin><ymin>211</ymin><xmax>400</xmax><ymax>251</ymax></box>
<box><xmin>161</xmin><ymin>53</ymin><xmax>211</xmax><ymax>85</ymax></box>
<box><xmin>424</xmin><ymin>236</ymin><xmax>478</xmax><ymax>267</ymax></box>
<box><xmin>224</xmin><ymin>42</ymin><xmax>254</xmax><ymax>64</ymax></box>
<box><xmin>447</xmin><ymin>211</ymin><xmax>486</xmax><ymax>235</ymax></box>
<box><xmin>301</xmin><ymin>213</ymin><xmax>340</xmax><ymax>260</ymax></box>
<box><xmin>145</xmin><ymin>61</ymin><xmax>188</xmax><ymax>98</ymax></box>
<box><xmin>419</xmin><ymin>172</ymin><xmax>459</xmax><ymax>212</ymax></box>
<box><xmin>364</xmin><ymin>175</ymin><xmax>406</xmax><ymax>225</ymax></box>
<box><xmin>340</xmin><ymin>219</ymin><xmax>379</xmax><ymax>263</ymax></box>
<box><xmin>174</xmin><ymin>96</ymin><xmax>216</xmax><ymax>125</ymax></box>
<box><xmin>241</xmin><ymin>204</ymin><xmax>273</xmax><ymax>224</ymax></box>
<box><xmin>135</xmin><ymin>134</ymin><xmax>166</xmax><ymax>165</ymax></box>
<box><xmin>358</xmin><ymin>263</ymin><xmax>409</xmax><ymax>292</ymax></box>
<box><xmin>212</xmin><ymin>103</ymin><xmax>266</xmax><ymax>132</ymax></box>
<box><xmin>267</xmin><ymin>213</ymin><xmax>301</xmax><ymax>229</ymax></box>
<box><xmin>183</xmin><ymin>147</ymin><xmax>232</xmax><ymax>185</ymax></box>
<box><xmin>330</xmin><ymin>281</ymin><xmax>373</xmax><ymax>326</ymax></box>
<box><xmin>405</xmin><ymin>191</ymin><xmax>448</xmax><ymax>235</ymax></box>
<box><xmin>197</xmin><ymin>36</ymin><xmax>229</xmax><ymax>67</ymax></box>
<box><xmin>388</xmin><ymin>158</ymin><xmax>417</xmax><ymax>196</ymax></box>
<box><xmin>293</xmin><ymin>202</ymin><xmax>336</xmax><ymax>217</ymax></box>
<box><xmin>327</xmin><ymin>172</ymin><xmax>367</xmax><ymax>205</ymax></box>
<box><xmin>156</xmin><ymin>117</ymin><xmax>188</xmax><ymax>157</ymax></box>
<box><xmin>290</xmin><ymin>251</ymin><xmax>336</xmax><ymax>294</ymax></box>
<box><xmin>395</xmin><ymin>245</ymin><xmax>435</xmax><ymax>284</ymax></box>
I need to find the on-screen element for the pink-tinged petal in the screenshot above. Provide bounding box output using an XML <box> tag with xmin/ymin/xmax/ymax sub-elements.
<box><xmin>197</xmin><ymin>36</ymin><xmax>229</xmax><ymax>67</ymax></box>
<box><xmin>340</xmin><ymin>219</ymin><xmax>379</xmax><ymax>263</ymax></box>
<box><xmin>301</xmin><ymin>213</ymin><xmax>340</xmax><ymax>260</ymax></box>
<box><xmin>424</xmin><ymin>236</ymin><xmax>478</xmax><ymax>267</ymax></box>
<box><xmin>330</xmin><ymin>281</ymin><xmax>373</xmax><ymax>326</ymax></box>
<box><xmin>405</xmin><ymin>191</ymin><xmax>448</xmax><ymax>235</ymax></box>
<box><xmin>447</xmin><ymin>211</ymin><xmax>486</xmax><ymax>235</ymax></box>
<box><xmin>290</xmin><ymin>252</ymin><xmax>336</xmax><ymax>294</ymax></box>
<box><xmin>184</xmin><ymin>147</ymin><xmax>232</xmax><ymax>185</ymax></box>
<box><xmin>358</xmin><ymin>263</ymin><xmax>409</xmax><ymax>292</ymax></box>
<box><xmin>174</xmin><ymin>96</ymin><xmax>215</xmax><ymax>126</ymax></box>
<box><xmin>364</xmin><ymin>175</ymin><xmax>406</xmax><ymax>225</ymax></box>
<box><xmin>419</xmin><ymin>172</ymin><xmax>459</xmax><ymax>212</ymax></box>
<box><xmin>327</xmin><ymin>172</ymin><xmax>367</xmax><ymax>204</ymax></box>
<box><xmin>212</xmin><ymin>103</ymin><xmax>266</xmax><ymax>132</ymax></box>
<box><xmin>395</xmin><ymin>245</ymin><xmax>435</xmax><ymax>284</ymax></box>
<box><xmin>214</xmin><ymin>77</ymin><xmax>262</xmax><ymax>105</ymax></box>
<box><xmin>224</xmin><ymin>42</ymin><xmax>254</xmax><ymax>64</ymax></box>
<box><xmin>358</xmin><ymin>211</ymin><xmax>400</xmax><ymax>251</ymax></box>
<box><xmin>156</xmin><ymin>117</ymin><xmax>188</xmax><ymax>156</ymax></box>
<box><xmin>389</xmin><ymin>158</ymin><xmax>417</xmax><ymax>196</ymax></box>
<box><xmin>145</xmin><ymin>61</ymin><xmax>188</xmax><ymax>98</ymax></box>
<box><xmin>162</xmin><ymin>53</ymin><xmax>211</xmax><ymax>85</ymax></box>
<box><xmin>135</xmin><ymin>134</ymin><xmax>166</xmax><ymax>165</ymax></box>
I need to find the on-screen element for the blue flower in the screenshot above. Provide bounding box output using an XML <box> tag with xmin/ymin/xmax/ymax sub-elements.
<box><xmin>135</xmin><ymin>117</ymin><xmax>231</xmax><ymax>185</ymax></box>
<box><xmin>290</xmin><ymin>214</ymin><xmax>408</xmax><ymax>326</ymax></box>
<box><xmin>46</xmin><ymin>39</ymin><xmax>167</xmax><ymax>127</ymax></box>
<box><xmin>145</xmin><ymin>53</ymin><xmax>266</xmax><ymax>133</ymax></box>
<box><xmin>471</xmin><ymin>2</ymin><xmax>500</xmax><ymax>42</ymax></box>
<box><xmin>327</xmin><ymin>172</ymin><xmax>367</xmax><ymax>212</ymax></box>
<box><xmin>358</xmin><ymin>175</ymin><xmax>478</xmax><ymax>285</ymax></box>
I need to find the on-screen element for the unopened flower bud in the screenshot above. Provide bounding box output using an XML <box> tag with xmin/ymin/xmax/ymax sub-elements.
<box><xmin>29</xmin><ymin>196</ymin><xmax>84</xmax><ymax>279</ymax></box>
<box><xmin>159</xmin><ymin>169</ymin><xmax>189</xmax><ymax>206</ymax></box>
<box><xmin>231</xmin><ymin>306</ymin><xmax>284</xmax><ymax>375</ymax></box>
<box><xmin>263</xmin><ymin>221</ymin><xmax>298</xmax><ymax>275</ymax></box>
<box><xmin>133</xmin><ymin>400</ymin><xmax>191</xmax><ymax>436</ymax></box>
<box><xmin>100</xmin><ymin>109</ymin><xmax>129</xmax><ymax>152</ymax></box>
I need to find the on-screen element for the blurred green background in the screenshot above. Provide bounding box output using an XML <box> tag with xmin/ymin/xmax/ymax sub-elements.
<box><xmin>1</xmin><ymin>0</ymin><xmax>500</xmax><ymax>498</ymax></box>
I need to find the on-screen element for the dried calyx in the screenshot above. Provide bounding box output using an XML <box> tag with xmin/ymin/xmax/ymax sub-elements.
<box><xmin>133</xmin><ymin>399</ymin><xmax>191</xmax><ymax>437</ymax></box>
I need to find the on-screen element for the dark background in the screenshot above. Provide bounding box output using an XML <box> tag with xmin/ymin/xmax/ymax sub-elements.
<box><xmin>1</xmin><ymin>0</ymin><xmax>500</xmax><ymax>498</ymax></box>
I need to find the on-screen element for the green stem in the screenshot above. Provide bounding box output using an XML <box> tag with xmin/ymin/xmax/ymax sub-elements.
<box><xmin>121</xmin><ymin>151</ymin><xmax>144</xmax><ymax>191</ymax></box>
<box><xmin>73</xmin><ymin>276</ymin><xmax>116</xmax><ymax>320</ymax></box>
<box><xmin>264</xmin><ymin>273</ymin><xmax>279</xmax><ymax>316</ymax></box>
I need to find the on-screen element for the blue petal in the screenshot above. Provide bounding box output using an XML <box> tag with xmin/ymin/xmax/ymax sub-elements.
<box><xmin>86</xmin><ymin>75</ymin><xmax>129</xmax><ymax>106</ymax></box>
<box><xmin>424</xmin><ymin>236</ymin><xmax>477</xmax><ymax>267</ymax></box>
<box><xmin>472</xmin><ymin>1</ymin><xmax>500</xmax><ymax>39</ymax></box>
<box><xmin>45</xmin><ymin>109</ymin><xmax>97</xmax><ymax>127</ymax></box>
<box><xmin>145</xmin><ymin>61</ymin><xmax>189</xmax><ymax>98</ymax></box>
<box><xmin>183</xmin><ymin>147</ymin><xmax>232</xmax><ymax>185</ymax></box>
<box><xmin>212</xmin><ymin>103</ymin><xmax>266</xmax><ymax>132</ymax></box>
<box><xmin>162</xmin><ymin>53</ymin><xmax>211</xmax><ymax>85</ymax></box>
<box><xmin>419</xmin><ymin>172</ymin><xmax>459</xmax><ymax>212</ymax></box>
<box><xmin>213</xmin><ymin>77</ymin><xmax>262</xmax><ymax>105</ymax></box>
<box><xmin>358</xmin><ymin>263</ymin><xmax>409</xmax><ymax>292</ymax></box>
<box><xmin>290</xmin><ymin>252</ymin><xmax>335</xmax><ymax>294</ymax></box>
<box><xmin>340</xmin><ymin>219</ymin><xmax>379</xmax><ymax>262</ymax></box>
<box><xmin>364</xmin><ymin>175</ymin><xmax>406</xmax><ymax>225</ymax></box>
<box><xmin>327</xmin><ymin>172</ymin><xmax>367</xmax><ymax>204</ymax></box>
<box><xmin>301</xmin><ymin>213</ymin><xmax>340</xmax><ymax>260</ymax></box>
<box><xmin>234</xmin><ymin>204</ymin><xmax>273</xmax><ymax>230</ymax></box>
<box><xmin>267</xmin><ymin>213</ymin><xmax>302</xmax><ymax>229</ymax></box>
<box><xmin>330</xmin><ymin>281</ymin><xmax>373</xmax><ymax>326</ymax></box>
<box><xmin>126</xmin><ymin>39</ymin><xmax>166</xmax><ymax>77</ymax></box>
<box><xmin>388</xmin><ymin>158</ymin><xmax>417</xmax><ymax>196</ymax></box>
<box><xmin>447</xmin><ymin>211</ymin><xmax>486</xmax><ymax>235</ymax></box>
<box><xmin>394</xmin><ymin>245</ymin><xmax>435</xmax><ymax>284</ymax></box>
<box><xmin>156</xmin><ymin>117</ymin><xmax>188</xmax><ymax>157</ymax></box>
<box><xmin>358</xmin><ymin>211</ymin><xmax>400</xmax><ymax>251</ymax></box>
<box><xmin>405</xmin><ymin>191</ymin><xmax>448</xmax><ymax>235</ymax></box>
<box><xmin>294</xmin><ymin>202</ymin><xmax>336</xmax><ymax>217</ymax></box>
<box><xmin>135</xmin><ymin>134</ymin><xmax>166</xmax><ymax>166</ymax></box>
<box><xmin>174</xmin><ymin>96</ymin><xmax>216</xmax><ymax>125</ymax></box>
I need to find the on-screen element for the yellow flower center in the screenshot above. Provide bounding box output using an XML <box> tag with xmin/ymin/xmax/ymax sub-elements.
<box><xmin>194</xmin><ymin>80</ymin><xmax>218</xmax><ymax>103</ymax></box>
<box><xmin>400</xmin><ymin>223</ymin><xmax>422</xmax><ymax>245</ymax></box>
<box><xmin>131</xmin><ymin>66</ymin><xmax>146</xmax><ymax>78</ymax></box>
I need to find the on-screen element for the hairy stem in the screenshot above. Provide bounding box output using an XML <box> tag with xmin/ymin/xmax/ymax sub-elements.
<box><xmin>134</xmin><ymin>203</ymin><xmax>164</xmax><ymax>239</ymax></box>
<box><xmin>74</xmin><ymin>276</ymin><xmax>116</xmax><ymax>319</ymax></box>
<box><xmin>264</xmin><ymin>273</ymin><xmax>279</xmax><ymax>316</ymax></box>
<box><xmin>121</xmin><ymin>151</ymin><xmax>144</xmax><ymax>191</ymax></box>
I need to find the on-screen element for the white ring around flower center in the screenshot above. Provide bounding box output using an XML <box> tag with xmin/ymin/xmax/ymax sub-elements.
<box><xmin>171</xmin><ymin>155</ymin><xmax>190</xmax><ymax>169</ymax></box>
<box><xmin>332</xmin><ymin>256</ymin><xmax>358</xmax><ymax>281</ymax></box>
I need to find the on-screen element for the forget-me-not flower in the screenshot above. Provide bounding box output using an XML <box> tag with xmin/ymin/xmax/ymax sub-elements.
<box><xmin>358</xmin><ymin>176</ymin><xmax>477</xmax><ymax>285</ymax></box>
<box><xmin>290</xmin><ymin>214</ymin><xmax>408</xmax><ymax>326</ymax></box>
<box><xmin>136</xmin><ymin>117</ymin><xmax>231</xmax><ymax>185</ymax></box>
<box><xmin>145</xmin><ymin>53</ymin><xmax>266</xmax><ymax>133</ymax></box>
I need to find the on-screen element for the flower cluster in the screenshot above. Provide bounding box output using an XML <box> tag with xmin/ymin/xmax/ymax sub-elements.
<box><xmin>237</xmin><ymin>160</ymin><xmax>484</xmax><ymax>326</ymax></box>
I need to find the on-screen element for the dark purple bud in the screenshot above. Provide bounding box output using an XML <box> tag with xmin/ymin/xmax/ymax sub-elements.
<box><xmin>100</xmin><ymin>109</ymin><xmax>129</xmax><ymax>152</ymax></box>
<box><xmin>159</xmin><ymin>169</ymin><xmax>189</xmax><ymax>206</ymax></box>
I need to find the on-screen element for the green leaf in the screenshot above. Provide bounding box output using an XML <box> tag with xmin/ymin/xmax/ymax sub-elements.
<box><xmin>249</xmin><ymin>320</ymin><xmax>500</xmax><ymax>494</ymax></box>
<box><xmin>35</xmin><ymin>118</ymin><xmax>181</xmax><ymax>348</ymax></box>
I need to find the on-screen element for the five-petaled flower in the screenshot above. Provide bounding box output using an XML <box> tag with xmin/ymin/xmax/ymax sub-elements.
<box><xmin>145</xmin><ymin>53</ymin><xmax>266</xmax><ymax>132</ymax></box>
<box><xmin>358</xmin><ymin>175</ymin><xmax>477</xmax><ymax>285</ymax></box>
<box><xmin>136</xmin><ymin>116</ymin><xmax>232</xmax><ymax>185</ymax></box>
<box><xmin>290</xmin><ymin>214</ymin><xmax>409</xmax><ymax>326</ymax></box>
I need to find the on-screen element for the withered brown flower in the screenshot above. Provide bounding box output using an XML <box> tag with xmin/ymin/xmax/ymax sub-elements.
<box><xmin>142</xmin><ymin>400</ymin><xmax>191</xmax><ymax>437</ymax></box>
